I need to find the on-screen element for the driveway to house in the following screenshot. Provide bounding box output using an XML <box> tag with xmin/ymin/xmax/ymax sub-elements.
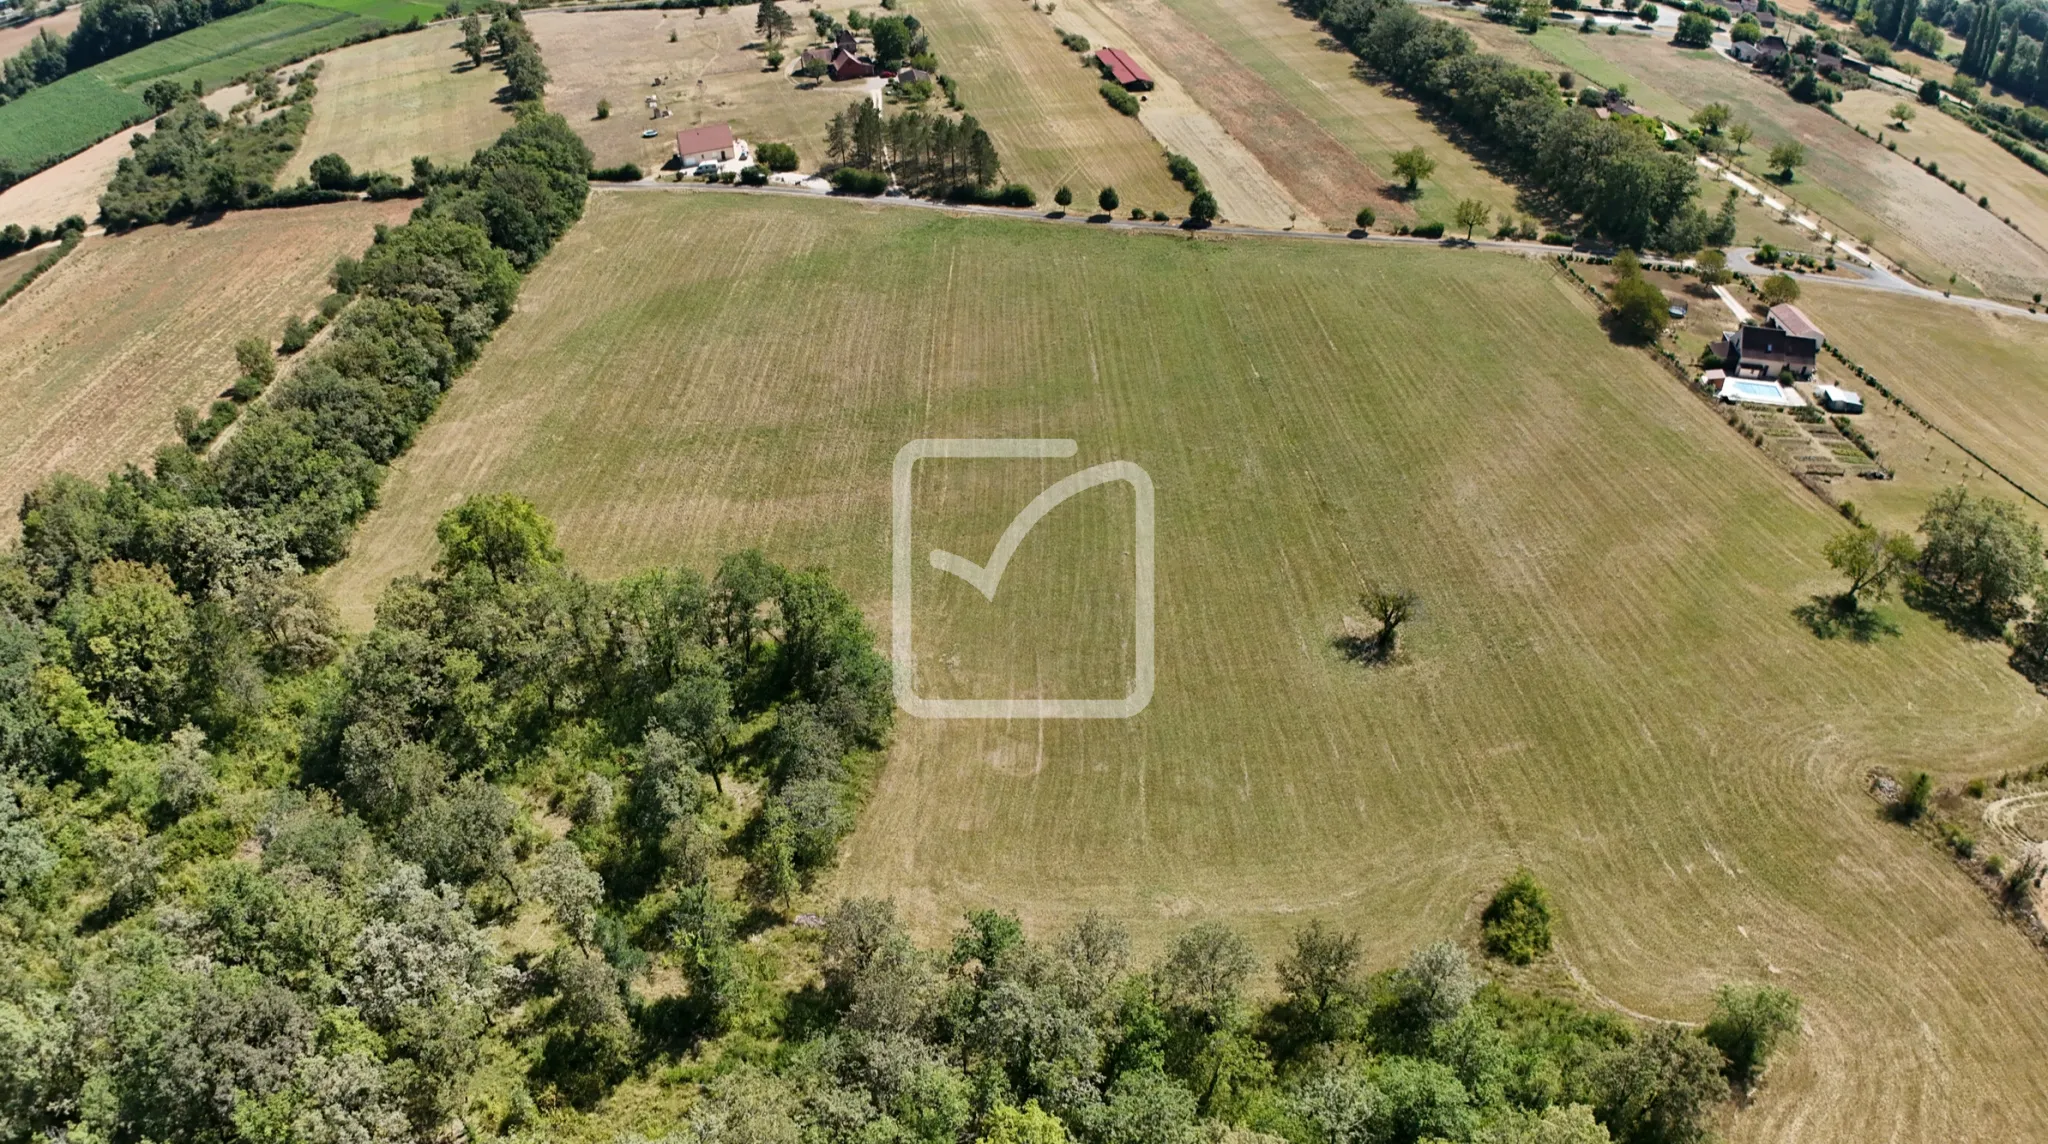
<box><xmin>1725</xmin><ymin>246</ymin><xmax>2045</xmax><ymax>320</ymax></box>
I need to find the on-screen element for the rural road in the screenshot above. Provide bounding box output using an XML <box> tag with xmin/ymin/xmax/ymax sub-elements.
<box><xmin>603</xmin><ymin>181</ymin><xmax>2047</xmax><ymax>320</ymax></box>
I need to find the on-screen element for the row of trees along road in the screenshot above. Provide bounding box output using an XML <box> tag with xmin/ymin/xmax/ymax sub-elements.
<box><xmin>1288</xmin><ymin>0</ymin><xmax>1736</xmax><ymax>251</ymax></box>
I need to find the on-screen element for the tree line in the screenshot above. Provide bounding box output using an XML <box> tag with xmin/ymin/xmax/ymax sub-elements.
<box><xmin>1287</xmin><ymin>0</ymin><xmax>1730</xmax><ymax>251</ymax></box>
<box><xmin>1958</xmin><ymin>0</ymin><xmax>2048</xmax><ymax>106</ymax></box>
<box><xmin>824</xmin><ymin>97</ymin><xmax>1007</xmax><ymax>198</ymax></box>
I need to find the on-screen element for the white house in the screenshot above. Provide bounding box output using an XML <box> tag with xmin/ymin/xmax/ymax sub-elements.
<box><xmin>676</xmin><ymin>123</ymin><xmax>748</xmax><ymax>167</ymax></box>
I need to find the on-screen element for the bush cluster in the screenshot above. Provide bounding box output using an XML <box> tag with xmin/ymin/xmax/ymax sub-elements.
<box><xmin>1100</xmin><ymin>81</ymin><xmax>1139</xmax><ymax>116</ymax></box>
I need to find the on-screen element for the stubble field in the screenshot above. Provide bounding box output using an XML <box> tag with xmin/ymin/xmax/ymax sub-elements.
<box><xmin>0</xmin><ymin>199</ymin><xmax>410</xmax><ymax>524</ymax></box>
<box><xmin>282</xmin><ymin>24</ymin><xmax>513</xmax><ymax>182</ymax></box>
<box><xmin>321</xmin><ymin>188</ymin><xmax>2048</xmax><ymax>1144</ymax></box>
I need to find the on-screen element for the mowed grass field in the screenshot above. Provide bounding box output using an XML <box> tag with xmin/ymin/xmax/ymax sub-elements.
<box><xmin>1796</xmin><ymin>284</ymin><xmax>2048</xmax><ymax>507</ymax></box>
<box><xmin>0</xmin><ymin>199</ymin><xmax>410</xmax><ymax>524</ymax></box>
<box><xmin>0</xmin><ymin>1</ymin><xmax>401</xmax><ymax>182</ymax></box>
<box><xmin>282</xmin><ymin>24</ymin><xmax>511</xmax><ymax>182</ymax></box>
<box><xmin>1836</xmin><ymin>88</ymin><xmax>2048</xmax><ymax>255</ymax></box>
<box><xmin>323</xmin><ymin>189</ymin><xmax>2048</xmax><ymax>1143</ymax></box>
<box><xmin>1449</xmin><ymin>17</ymin><xmax>2048</xmax><ymax>301</ymax></box>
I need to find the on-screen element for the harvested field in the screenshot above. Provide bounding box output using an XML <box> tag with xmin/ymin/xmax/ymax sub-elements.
<box><xmin>0</xmin><ymin>5</ymin><xmax>81</xmax><ymax>58</ymax></box>
<box><xmin>0</xmin><ymin>199</ymin><xmax>410</xmax><ymax>525</ymax></box>
<box><xmin>326</xmin><ymin>189</ymin><xmax>2048</xmax><ymax>1143</ymax></box>
<box><xmin>1836</xmin><ymin>88</ymin><xmax>2048</xmax><ymax>258</ymax></box>
<box><xmin>1448</xmin><ymin>17</ymin><xmax>2048</xmax><ymax>301</ymax></box>
<box><xmin>1795</xmin><ymin>283</ymin><xmax>2048</xmax><ymax>512</ymax></box>
<box><xmin>282</xmin><ymin>25</ymin><xmax>512</xmax><ymax>182</ymax></box>
<box><xmin>1155</xmin><ymin>0</ymin><xmax>1524</xmax><ymax>228</ymax></box>
<box><xmin>913</xmin><ymin>0</ymin><xmax>1187</xmax><ymax>215</ymax></box>
<box><xmin>1054</xmin><ymin>0</ymin><xmax>1384</xmax><ymax>229</ymax></box>
<box><xmin>528</xmin><ymin>6</ymin><xmax>857</xmax><ymax>177</ymax></box>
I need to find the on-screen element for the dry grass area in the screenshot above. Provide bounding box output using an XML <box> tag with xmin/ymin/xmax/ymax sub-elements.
<box><xmin>0</xmin><ymin>83</ymin><xmax>246</xmax><ymax>231</ymax></box>
<box><xmin>529</xmin><ymin>6</ymin><xmax>858</xmax><ymax>177</ymax></box>
<box><xmin>1053</xmin><ymin>0</ymin><xmax>1383</xmax><ymax>230</ymax></box>
<box><xmin>1836</xmin><ymin>88</ymin><xmax>2048</xmax><ymax>261</ymax></box>
<box><xmin>323</xmin><ymin>189</ymin><xmax>2048</xmax><ymax>1143</ymax></box>
<box><xmin>1154</xmin><ymin>0</ymin><xmax>1525</xmax><ymax>228</ymax></box>
<box><xmin>1795</xmin><ymin>283</ymin><xmax>2048</xmax><ymax>511</ymax></box>
<box><xmin>0</xmin><ymin>5</ymin><xmax>80</xmax><ymax>58</ymax></box>
<box><xmin>914</xmin><ymin>0</ymin><xmax>1187</xmax><ymax>216</ymax></box>
<box><xmin>0</xmin><ymin>199</ymin><xmax>409</xmax><ymax>525</ymax></box>
<box><xmin>1451</xmin><ymin>17</ymin><xmax>2048</xmax><ymax>301</ymax></box>
<box><xmin>281</xmin><ymin>25</ymin><xmax>513</xmax><ymax>182</ymax></box>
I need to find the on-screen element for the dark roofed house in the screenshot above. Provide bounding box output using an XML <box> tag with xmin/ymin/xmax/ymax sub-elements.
<box><xmin>1756</xmin><ymin>34</ymin><xmax>1788</xmax><ymax>61</ymax></box>
<box><xmin>830</xmin><ymin>48</ymin><xmax>874</xmax><ymax>81</ymax></box>
<box><xmin>1766</xmin><ymin>303</ymin><xmax>1824</xmax><ymax>345</ymax></box>
<box><xmin>1602</xmin><ymin>88</ymin><xmax>1643</xmax><ymax>117</ymax></box>
<box><xmin>1096</xmin><ymin>47</ymin><xmax>1154</xmax><ymax>91</ymax></box>
<box><xmin>1717</xmin><ymin>322</ymin><xmax>1820</xmax><ymax>379</ymax></box>
<box><xmin>835</xmin><ymin>28</ymin><xmax>857</xmax><ymax>51</ymax></box>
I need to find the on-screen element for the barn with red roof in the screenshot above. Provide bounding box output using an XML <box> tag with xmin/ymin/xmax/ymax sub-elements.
<box><xmin>1096</xmin><ymin>47</ymin><xmax>1153</xmax><ymax>91</ymax></box>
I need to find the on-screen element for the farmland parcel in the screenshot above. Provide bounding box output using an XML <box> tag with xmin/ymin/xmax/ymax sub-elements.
<box><xmin>325</xmin><ymin>190</ymin><xmax>2048</xmax><ymax>1144</ymax></box>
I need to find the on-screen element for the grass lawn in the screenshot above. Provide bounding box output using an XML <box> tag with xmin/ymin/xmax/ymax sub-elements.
<box><xmin>323</xmin><ymin>189</ymin><xmax>2048</xmax><ymax>1144</ymax></box>
<box><xmin>0</xmin><ymin>199</ymin><xmax>411</xmax><ymax>526</ymax></box>
<box><xmin>281</xmin><ymin>24</ymin><xmax>512</xmax><ymax>182</ymax></box>
<box><xmin>1795</xmin><ymin>283</ymin><xmax>2048</xmax><ymax>510</ymax></box>
<box><xmin>0</xmin><ymin>2</ymin><xmax>395</xmax><ymax>182</ymax></box>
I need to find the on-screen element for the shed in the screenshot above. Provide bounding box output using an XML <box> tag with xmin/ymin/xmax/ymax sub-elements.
<box><xmin>1815</xmin><ymin>385</ymin><xmax>1864</xmax><ymax>413</ymax></box>
<box><xmin>676</xmin><ymin>123</ymin><xmax>737</xmax><ymax>166</ymax></box>
<box><xmin>1096</xmin><ymin>47</ymin><xmax>1154</xmax><ymax>91</ymax></box>
<box><xmin>895</xmin><ymin>66</ymin><xmax>936</xmax><ymax>85</ymax></box>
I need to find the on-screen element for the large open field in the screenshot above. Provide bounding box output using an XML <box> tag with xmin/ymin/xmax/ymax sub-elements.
<box><xmin>322</xmin><ymin>189</ymin><xmax>2048</xmax><ymax>1143</ymax></box>
<box><xmin>0</xmin><ymin>0</ymin><xmax>404</xmax><ymax>184</ymax></box>
<box><xmin>1835</xmin><ymin>88</ymin><xmax>2048</xmax><ymax>259</ymax></box>
<box><xmin>281</xmin><ymin>24</ymin><xmax>512</xmax><ymax>182</ymax></box>
<box><xmin>1796</xmin><ymin>282</ymin><xmax>2048</xmax><ymax>507</ymax></box>
<box><xmin>1448</xmin><ymin>16</ymin><xmax>2048</xmax><ymax>301</ymax></box>
<box><xmin>0</xmin><ymin>199</ymin><xmax>409</xmax><ymax>522</ymax></box>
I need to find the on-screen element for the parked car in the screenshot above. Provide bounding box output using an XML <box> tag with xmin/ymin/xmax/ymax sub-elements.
<box><xmin>694</xmin><ymin>163</ymin><xmax>719</xmax><ymax>177</ymax></box>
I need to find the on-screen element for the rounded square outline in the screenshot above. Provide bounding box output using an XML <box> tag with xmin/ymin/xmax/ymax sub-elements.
<box><xmin>892</xmin><ymin>438</ymin><xmax>1154</xmax><ymax>719</ymax></box>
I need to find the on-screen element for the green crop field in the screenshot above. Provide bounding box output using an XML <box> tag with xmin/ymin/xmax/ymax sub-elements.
<box><xmin>0</xmin><ymin>1</ymin><xmax>396</xmax><ymax>180</ymax></box>
<box><xmin>321</xmin><ymin>189</ymin><xmax>2048</xmax><ymax>1144</ymax></box>
<box><xmin>283</xmin><ymin>0</ymin><xmax>447</xmax><ymax>23</ymax></box>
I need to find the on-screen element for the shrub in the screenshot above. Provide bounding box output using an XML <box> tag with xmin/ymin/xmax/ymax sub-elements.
<box><xmin>757</xmin><ymin>141</ymin><xmax>800</xmax><ymax>172</ymax></box>
<box><xmin>1480</xmin><ymin>868</ymin><xmax>1553</xmax><ymax>964</ymax></box>
<box><xmin>1130</xmin><ymin>206</ymin><xmax>1146</xmax><ymax>219</ymax></box>
<box><xmin>590</xmin><ymin>163</ymin><xmax>644</xmax><ymax>182</ymax></box>
<box><xmin>1354</xmin><ymin>205</ymin><xmax>1376</xmax><ymax>230</ymax></box>
<box><xmin>1165</xmin><ymin>151</ymin><xmax>1204</xmax><ymax>193</ymax></box>
<box><xmin>739</xmin><ymin>165</ymin><xmax>768</xmax><ymax>186</ymax></box>
<box><xmin>1057</xmin><ymin>29</ymin><xmax>1089</xmax><ymax>51</ymax></box>
<box><xmin>1152</xmin><ymin>210</ymin><xmax>1169</xmax><ymax>221</ymax></box>
<box><xmin>1410</xmin><ymin>221</ymin><xmax>1445</xmax><ymax>239</ymax></box>
<box><xmin>1894</xmin><ymin>771</ymin><xmax>1932</xmax><ymax>822</ymax></box>
<box><xmin>946</xmin><ymin>183</ymin><xmax>1035</xmax><ymax>207</ymax></box>
<box><xmin>1100</xmin><ymin>82</ymin><xmax>1139</xmax><ymax>116</ymax></box>
<box><xmin>596</xmin><ymin>99</ymin><xmax>611</xmax><ymax>120</ymax></box>
<box><xmin>830</xmin><ymin>167</ymin><xmax>888</xmax><ymax>195</ymax></box>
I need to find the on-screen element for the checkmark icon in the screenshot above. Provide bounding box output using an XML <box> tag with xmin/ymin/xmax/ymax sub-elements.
<box><xmin>927</xmin><ymin>462</ymin><xmax>1142</xmax><ymax>601</ymax></box>
<box><xmin>892</xmin><ymin>439</ymin><xmax>1156</xmax><ymax>719</ymax></box>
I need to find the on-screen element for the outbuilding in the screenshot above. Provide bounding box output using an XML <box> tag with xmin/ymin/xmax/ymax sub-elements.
<box><xmin>1815</xmin><ymin>384</ymin><xmax>1864</xmax><ymax>413</ymax></box>
<box><xmin>1096</xmin><ymin>47</ymin><xmax>1154</xmax><ymax>91</ymax></box>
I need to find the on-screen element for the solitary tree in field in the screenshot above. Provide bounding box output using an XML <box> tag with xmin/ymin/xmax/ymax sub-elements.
<box><xmin>1354</xmin><ymin>205</ymin><xmax>1375</xmax><ymax>230</ymax></box>
<box><xmin>1098</xmin><ymin>186</ymin><xmax>1118</xmax><ymax>212</ymax></box>
<box><xmin>1480</xmin><ymin>869</ymin><xmax>1553</xmax><ymax>965</ymax></box>
<box><xmin>1768</xmin><ymin>139</ymin><xmax>1807</xmax><ymax>181</ymax></box>
<box><xmin>1691</xmin><ymin>101</ymin><xmax>1732</xmax><ymax>134</ymax></box>
<box><xmin>1391</xmin><ymin>147</ymin><xmax>1435</xmax><ymax>193</ymax></box>
<box><xmin>1889</xmin><ymin>101</ymin><xmax>1916</xmax><ymax>128</ymax></box>
<box><xmin>1359</xmin><ymin>582</ymin><xmax>1419</xmax><ymax>660</ymax></box>
<box><xmin>1727</xmin><ymin>120</ymin><xmax>1754</xmax><ymax>153</ymax></box>
<box><xmin>1702</xmin><ymin>983</ymin><xmax>1802</xmax><ymax>1092</ymax></box>
<box><xmin>1637</xmin><ymin>1</ymin><xmax>1657</xmax><ymax>21</ymax></box>
<box><xmin>1452</xmin><ymin>198</ymin><xmax>1489</xmax><ymax>241</ymax></box>
<box><xmin>1823</xmin><ymin>524</ymin><xmax>1918</xmax><ymax>613</ymax></box>
<box><xmin>1916</xmin><ymin>485</ymin><xmax>2045</xmax><ymax>626</ymax></box>
<box><xmin>1757</xmin><ymin>272</ymin><xmax>1800</xmax><ymax>306</ymax></box>
<box><xmin>1188</xmin><ymin>190</ymin><xmax>1218</xmax><ymax>225</ymax></box>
